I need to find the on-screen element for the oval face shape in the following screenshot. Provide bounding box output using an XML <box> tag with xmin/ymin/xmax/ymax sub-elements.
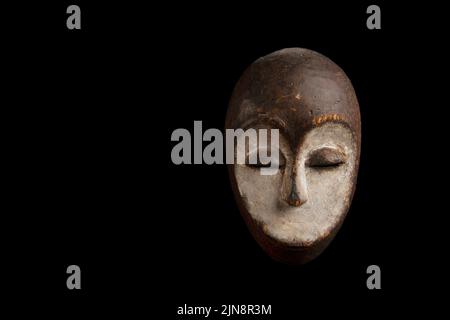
<box><xmin>226</xmin><ymin>48</ymin><xmax>361</xmax><ymax>265</ymax></box>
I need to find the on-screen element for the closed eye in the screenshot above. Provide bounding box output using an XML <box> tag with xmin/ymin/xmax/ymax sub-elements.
<box><xmin>246</xmin><ymin>149</ymin><xmax>286</xmax><ymax>169</ymax></box>
<box><xmin>306</xmin><ymin>147</ymin><xmax>347</xmax><ymax>168</ymax></box>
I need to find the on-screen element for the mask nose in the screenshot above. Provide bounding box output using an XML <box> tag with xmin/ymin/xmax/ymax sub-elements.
<box><xmin>282</xmin><ymin>165</ymin><xmax>308</xmax><ymax>207</ymax></box>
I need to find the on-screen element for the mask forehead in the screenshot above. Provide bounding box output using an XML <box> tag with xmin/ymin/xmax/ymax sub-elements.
<box><xmin>226</xmin><ymin>48</ymin><xmax>360</xmax><ymax>150</ymax></box>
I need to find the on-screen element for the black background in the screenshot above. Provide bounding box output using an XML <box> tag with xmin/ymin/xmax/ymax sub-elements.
<box><xmin>3</xmin><ymin>0</ymin><xmax>437</xmax><ymax>317</ymax></box>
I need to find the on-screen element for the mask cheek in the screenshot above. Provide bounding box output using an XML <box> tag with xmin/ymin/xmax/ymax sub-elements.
<box><xmin>306</xmin><ymin>163</ymin><xmax>355</xmax><ymax>222</ymax></box>
<box><xmin>233</xmin><ymin>164</ymin><xmax>283</xmax><ymax>222</ymax></box>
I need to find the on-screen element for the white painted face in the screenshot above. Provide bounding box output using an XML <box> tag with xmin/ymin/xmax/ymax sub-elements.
<box><xmin>234</xmin><ymin>122</ymin><xmax>357</xmax><ymax>248</ymax></box>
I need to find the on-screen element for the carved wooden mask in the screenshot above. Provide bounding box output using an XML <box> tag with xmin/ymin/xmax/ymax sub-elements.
<box><xmin>226</xmin><ymin>48</ymin><xmax>361</xmax><ymax>265</ymax></box>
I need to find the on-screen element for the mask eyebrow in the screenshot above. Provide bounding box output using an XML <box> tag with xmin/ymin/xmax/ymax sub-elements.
<box><xmin>312</xmin><ymin>114</ymin><xmax>347</xmax><ymax>126</ymax></box>
<box><xmin>240</xmin><ymin>115</ymin><xmax>288</xmax><ymax>134</ymax></box>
